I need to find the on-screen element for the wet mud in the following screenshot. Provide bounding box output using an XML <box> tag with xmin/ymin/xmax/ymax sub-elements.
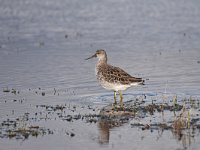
<box><xmin>1</xmin><ymin>88</ymin><xmax>199</xmax><ymax>145</ymax></box>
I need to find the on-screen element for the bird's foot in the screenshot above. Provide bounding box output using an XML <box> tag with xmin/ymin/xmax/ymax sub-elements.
<box><xmin>120</xmin><ymin>103</ymin><xmax>125</xmax><ymax>111</ymax></box>
<box><xmin>112</xmin><ymin>102</ymin><xmax>117</xmax><ymax>111</ymax></box>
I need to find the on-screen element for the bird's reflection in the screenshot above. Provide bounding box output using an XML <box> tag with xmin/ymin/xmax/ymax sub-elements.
<box><xmin>97</xmin><ymin>118</ymin><xmax>128</xmax><ymax>144</ymax></box>
<box><xmin>98</xmin><ymin>121</ymin><xmax>110</xmax><ymax>144</ymax></box>
<box><xmin>97</xmin><ymin>103</ymin><xmax>134</xmax><ymax>145</ymax></box>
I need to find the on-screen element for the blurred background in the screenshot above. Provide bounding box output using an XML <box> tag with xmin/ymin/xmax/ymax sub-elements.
<box><xmin>0</xmin><ymin>0</ymin><xmax>200</xmax><ymax>98</ymax></box>
<box><xmin>0</xmin><ymin>1</ymin><xmax>200</xmax><ymax>150</ymax></box>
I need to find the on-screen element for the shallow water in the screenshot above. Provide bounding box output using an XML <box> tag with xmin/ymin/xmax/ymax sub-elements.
<box><xmin>0</xmin><ymin>0</ymin><xmax>200</xmax><ymax>150</ymax></box>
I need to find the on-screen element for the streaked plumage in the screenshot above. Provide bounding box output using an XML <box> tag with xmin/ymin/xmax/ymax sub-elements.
<box><xmin>86</xmin><ymin>49</ymin><xmax>144</xmax><ymax>108</ymax></box>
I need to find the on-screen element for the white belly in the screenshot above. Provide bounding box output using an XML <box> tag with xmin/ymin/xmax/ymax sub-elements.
<box><xmin>99</xmin><ymin>80</ymin><xmax>131</xmax><ymax>91</ymax></box>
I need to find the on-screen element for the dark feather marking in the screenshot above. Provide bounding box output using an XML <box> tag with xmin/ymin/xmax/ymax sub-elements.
<box><xmin>97</xmin><ymin>64</ymin><xmax>144</xmax><ymax>85</ymax></box>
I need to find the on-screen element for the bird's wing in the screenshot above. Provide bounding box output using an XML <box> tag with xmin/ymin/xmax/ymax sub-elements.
<box><xmin>101</xmin><ymin>64</ymin><xmax>143</xmax><ymax>85</ymax></box>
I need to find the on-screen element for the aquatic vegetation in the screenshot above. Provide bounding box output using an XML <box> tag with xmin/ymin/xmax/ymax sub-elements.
<box><xmin>0</xmin><ymin>116</ymin><xmax>53</xmax><ymax>140</ymax></box>
<box><xmin>0</xmin><ymin>88</ymin><xmax>199</xmax><ymax>150</ymax></box>
<box><xmin>36</xmin><ymin>104</ymin><xmax>66</xmax><ymax>111</ymax></box>
<box><xmin>3</xmin><ymin>87</ymin><xmax>10</xmax><ymax>93</ymax></box>
<box><xmin>2</xmin><ymin>87</ymin><xmax>20</xmax><ymax>94</ymax></box>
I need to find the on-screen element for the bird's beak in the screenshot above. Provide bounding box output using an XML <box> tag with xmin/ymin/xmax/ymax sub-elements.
<box><xmin>85</xmin><ymin>53</ymin><xmax>97</xmax><ymax>60</ymax></box>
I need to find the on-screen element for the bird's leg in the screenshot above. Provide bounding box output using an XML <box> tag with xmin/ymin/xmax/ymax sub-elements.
<box><xmin>112</xmin><ymin>91</ymin><xmax>117</xmax><ymax>110</ymax></box>
<box><xmin>118</xmin><ymin>91</ymin><xmax>124</xmax><ymax>109</ymax></box>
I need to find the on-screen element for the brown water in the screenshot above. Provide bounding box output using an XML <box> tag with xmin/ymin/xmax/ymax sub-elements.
<box><xmin>0</xmin><ymin>0</ymin><xmax>200</xmax><ymax>149</ymax></box>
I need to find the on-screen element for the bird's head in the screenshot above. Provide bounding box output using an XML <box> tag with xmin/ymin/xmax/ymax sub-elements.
<box><xmin>85</xmin><ymin>49</ymin><xmax>107</xmax><ymax>62</ymax></box>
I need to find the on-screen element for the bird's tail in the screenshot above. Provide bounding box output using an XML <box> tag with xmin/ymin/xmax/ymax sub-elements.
<box><xmin>130</xmin><ymin>77</ymin><xmax>145</xmax><ymax>86</ymax></box>
<box><xmin>137</xmin><ymin>78</ymin><xmax>145</xmax><ymax>85</ymax></box>
<box><xmin>139</xmin><ymin>79</ymin><xmax>145</xmax><ymax>85</ymax></box>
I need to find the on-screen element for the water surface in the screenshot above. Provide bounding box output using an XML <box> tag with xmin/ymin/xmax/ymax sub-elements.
<box><xmin>0</xmin><ymin>0</ymin><xmax>200</xmax><ymax>150</ymax></box>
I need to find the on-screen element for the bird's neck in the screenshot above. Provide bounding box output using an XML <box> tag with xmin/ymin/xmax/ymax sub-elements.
<box><xmin>97</xmin><ymin>58</ymin><xmax>107</xmax><ymax>66</ymax></box>
<box><xmin>96</xmin><ymin>59</ymin><xmax>107</xmax><ymax>76</ymax></box>
<box><xmin>98</xmin><ymin>55</ymin><xmax>107</xmax><ymax>64</ymax></box>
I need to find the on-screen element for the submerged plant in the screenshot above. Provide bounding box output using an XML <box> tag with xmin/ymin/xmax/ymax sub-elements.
<box><xmin>3</xmin><ymin>87</ymin><xmax>10</xmax><ymax>93</ymax></box>
<box><xmin>173</xmin><ymin>104</ymin><xmax>191</xmax><ymax>130</ymax></box>
<box><xmin>187</xmin><ymin>110</ymin><xmax>191</xmax><ymax>128</ymax></box>
<box><xmin>173</xmin><ymin>95</ymin><xmax>178</xmax><ymax>106</ymax></box>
